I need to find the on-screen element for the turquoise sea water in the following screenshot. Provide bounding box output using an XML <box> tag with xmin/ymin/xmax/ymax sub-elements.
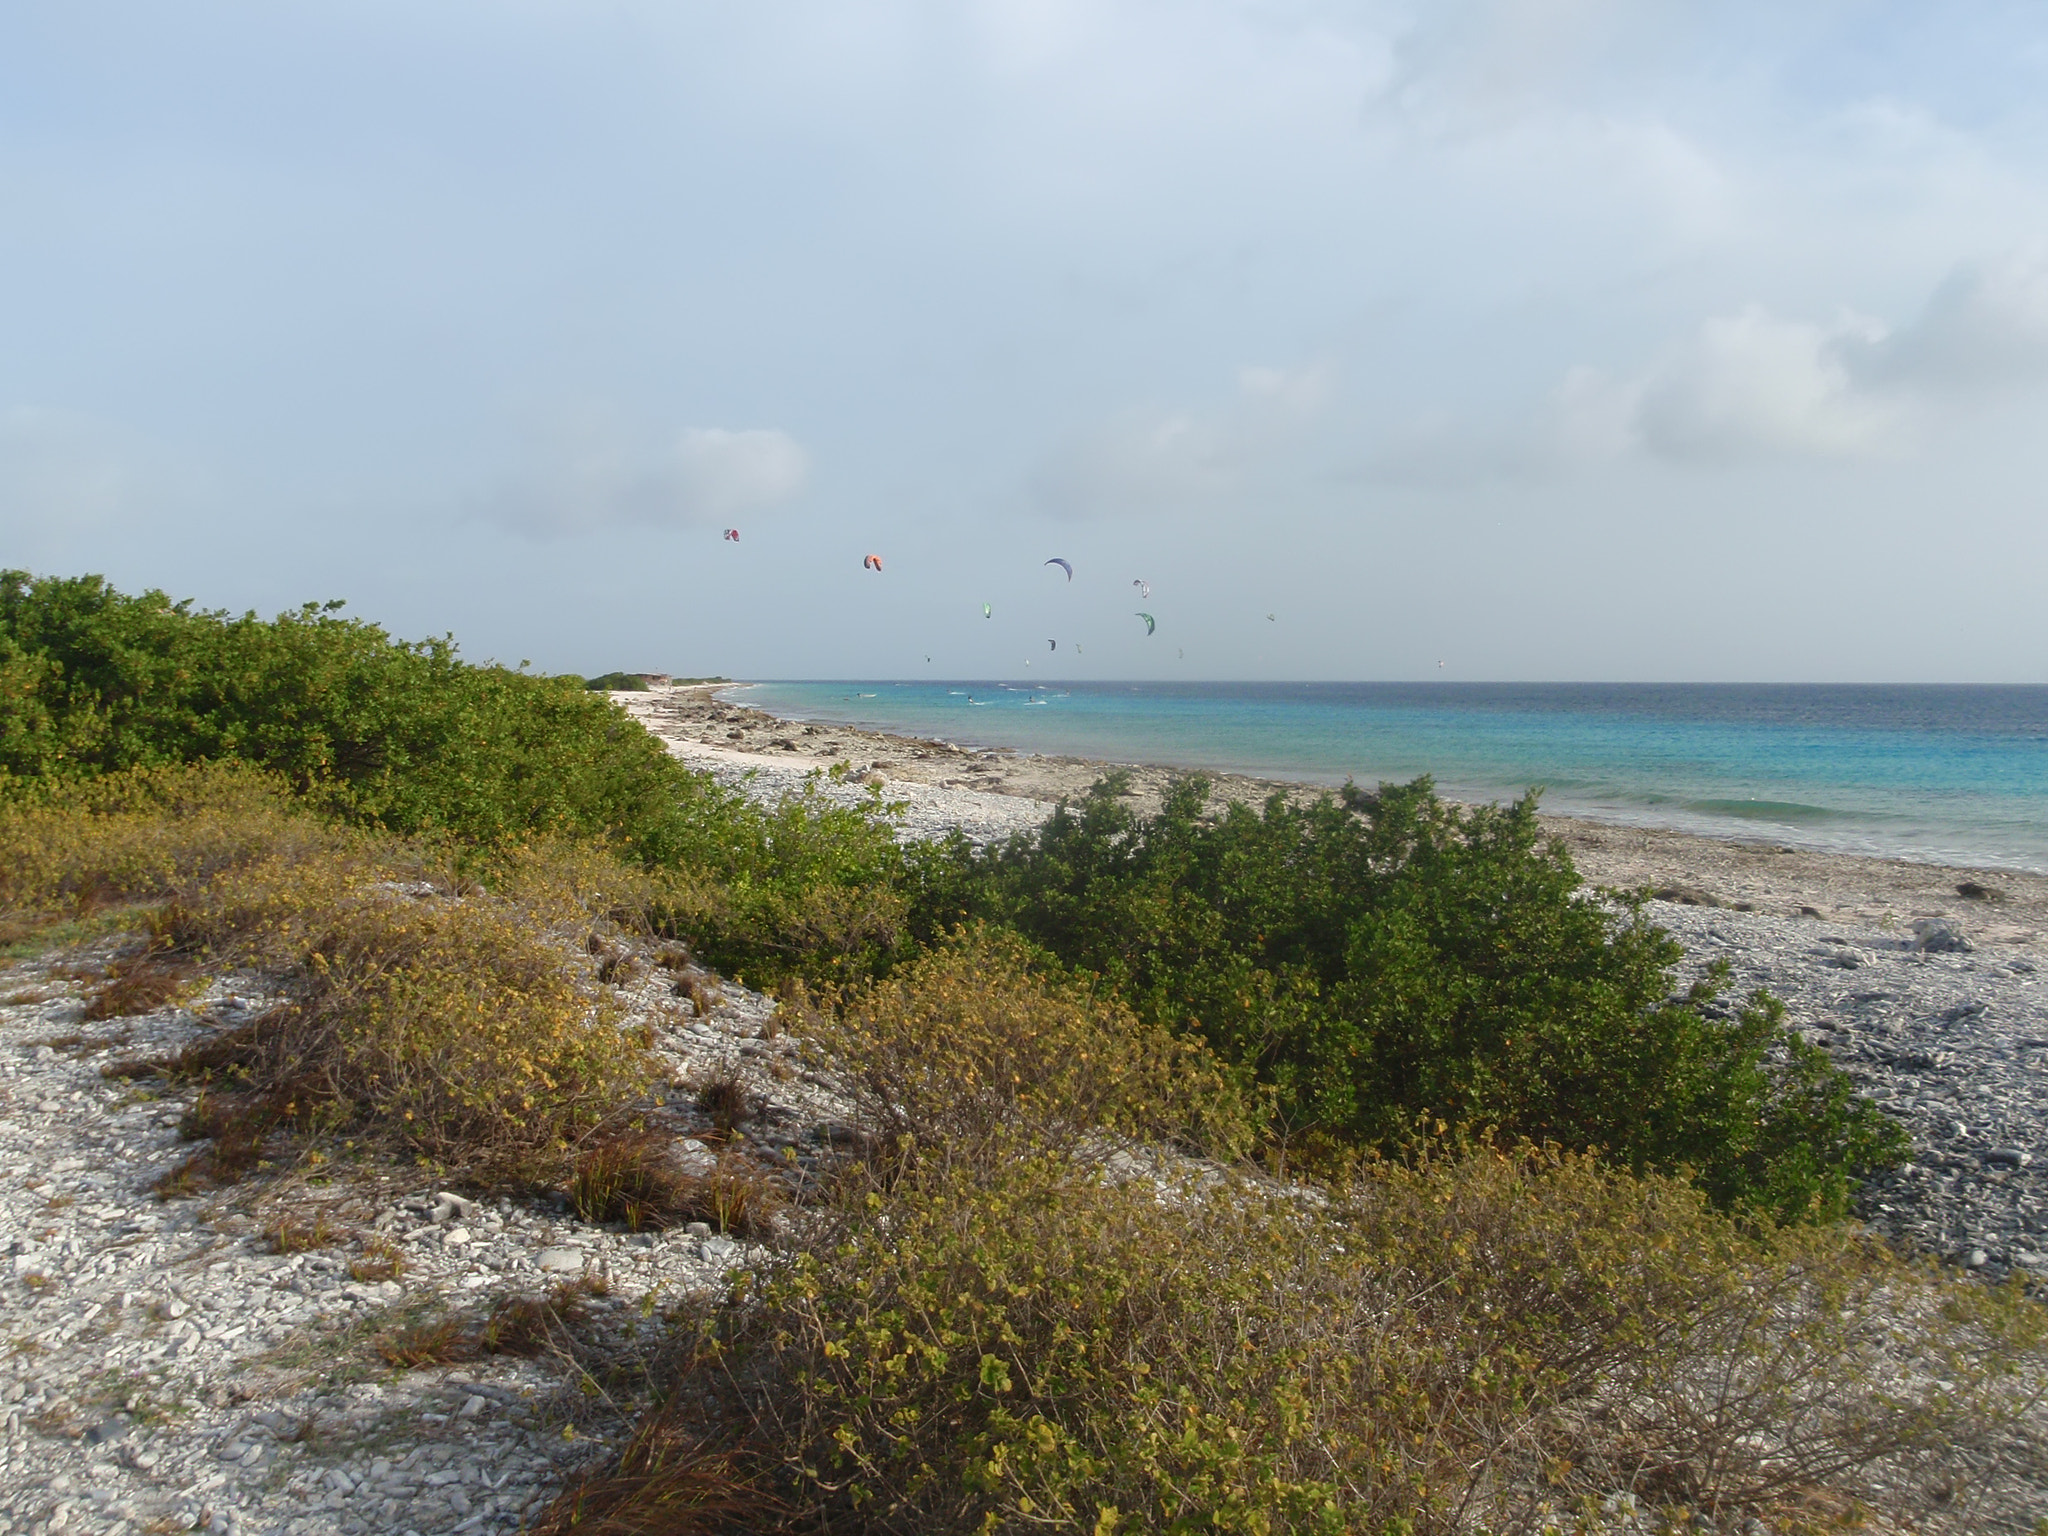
<box><xmin>731</xmin><ymin>681</ymin><xmax>2048</xmax><ymax>873</ymax></box>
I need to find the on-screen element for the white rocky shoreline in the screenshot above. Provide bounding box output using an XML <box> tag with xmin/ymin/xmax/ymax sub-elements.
<box><xmin>2</xmin><ymin>689</ymin><xmax>2044</xmax><ymax>1534</ymax></box>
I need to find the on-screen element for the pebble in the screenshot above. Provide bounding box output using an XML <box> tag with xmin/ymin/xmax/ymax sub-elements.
<box><xmin>1652</xmin><ymin>901</ymin><xmax>2048</xmax><ymax>1277</ymax></box>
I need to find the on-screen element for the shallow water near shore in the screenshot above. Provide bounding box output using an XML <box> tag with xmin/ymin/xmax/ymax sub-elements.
<box><xmin>735</xmin><ymin>681</ymin><xmax>2048</xmax><ymax>872</ymax></box>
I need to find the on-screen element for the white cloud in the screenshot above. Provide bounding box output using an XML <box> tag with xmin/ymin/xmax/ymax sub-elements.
<box><xmin>1626</xmin><ymin>306</ymin><xmax>1897</xmax><ymax>460</ymax></box>
<box><xmin>1237</xmin><ymin>360</ymin><xmax>1334</xmax><ymax>412</ymax></box>
<box><xmin>479</xmin><ymin>420</ymin><xmax>809</xmax><ymax>536</ymax></box>
<box><xmin>1030</xmin><ymin>361</ymin><xmax>1333</xmax><ymax>518</ymax></box>
<box><xmin>1364</xmin><ymin>312</ymin><xmax>1901</xmax><ymax>483</ymax></box>
<box><xmin>672</xmin><ymin>428</ymin><xmax>810</xmax><ymax>521</ymax></box>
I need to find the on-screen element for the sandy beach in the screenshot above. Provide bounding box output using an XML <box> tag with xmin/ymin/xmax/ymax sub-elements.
<box><xmin>618</xmin><ymin>684</ymin><xmax>2048</xmax><ymax>1276</ymax></box>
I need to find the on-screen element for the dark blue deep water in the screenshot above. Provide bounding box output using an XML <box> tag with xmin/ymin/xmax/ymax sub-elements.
<box><xmin>733</xmin><ymin>682</ymin><xmax>2048</xmax><ymax>872</ymax></box>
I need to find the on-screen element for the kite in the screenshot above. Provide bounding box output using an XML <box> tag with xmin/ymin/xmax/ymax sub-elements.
<box><xmin>1266</xmin><ymin>612</ymin><xmax>1276</xmax><ymax>622</ymax></box>
<box><xmin>983</xmin><ymin>603</ymin><xmax>992</xmax><ymax>619</ymax></box>
<box><xmin>863</xmin><ymin>554</ymin><xmax>883</xmax><ymax>572</ymax></box>
<box><xmin>1132</xmin><ymin>578</ymin><xmax>1150</xmax><ymax>599</ymax></box>
<box><xmin>1135</xmin><ymin>612</ymin><xmax>1155</xmax><ymax>636</ymax></box>
<box><xmin>1045</xmin><ymin>558</ymin><xmax>1073</xmax><ymax>581</ymax></box>
<box><xmin>1047</xmin><ymin>639</ymin><xmax>1057</xmax><ymax>651</ymax></box>
<box><xmin>722</xmin><ymin>528</ymin><xmax>740</xmax><ymax>542</ymax></box>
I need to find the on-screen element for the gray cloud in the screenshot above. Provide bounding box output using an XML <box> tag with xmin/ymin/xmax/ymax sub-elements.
<box><xmin>1540</xmin><ymin>251</ymin><xmax>2048</xmax><ymax>466</ymax></box>
<box><xmin>477</xmin><ymin>421</ymin><xmax>810</xmax><ymax>537</ymax></box>
<box><xmin>1594</xmin><ymin>307</ymin><xmax>1898</xmax><ymax>462</ymax></box>
<box><xmin>1868</xmin><ymin>251</ymin><xmax>2048</xmax><ymax>391</ymax></box>
<box><xmin>1363</xmin><ymin>252</ymin><xmax>2048</xmax><ymax>483</ymax></box>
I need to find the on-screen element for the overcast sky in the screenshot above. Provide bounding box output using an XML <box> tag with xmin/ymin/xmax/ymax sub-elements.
<box><xmin>4</xmin><ymin>1</ymin><xmax>2047</xmax><ymax>681</ymax></box>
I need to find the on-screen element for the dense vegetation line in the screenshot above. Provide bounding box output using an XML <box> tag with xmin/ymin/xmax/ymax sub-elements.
<box><xmin>1</xmin><ymin>567</ymin><xmax>1904</xmax><ymax>1217</ymax></box>
<box><xmin>7</xmin><ymin>569</ymin><xmax>2046</xmax><ymax>1533</ymax></box>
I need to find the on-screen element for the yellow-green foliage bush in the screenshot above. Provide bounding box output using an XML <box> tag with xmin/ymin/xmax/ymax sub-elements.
<box><xmin>0</xmin><ymin>762</ymin><xmax>343</xmax><ymax>925</ymax></box>
<box><xmin>2</xmin><ymin>763</ymin><xmax>654</xmax><ymax>1180</ymax></box>
<box><xmin>690</xmin><ymin>1143</ymin><xmax>2047</xmax><ymax>1536</ymax></box>
<box><xmin>1334</xmin><ymin>1146</ymin><xmax>2048</xmax><ymax>1526</ymax></box>
<box><xmin>798</xmin><ymin>925</ymin><xmax>1263</xmax><ymax>1163</ymax></box>
<box><xmin>164</xmin><ymin>843</ymin><xmax>654</xmax><ymax>1176</ymax></box>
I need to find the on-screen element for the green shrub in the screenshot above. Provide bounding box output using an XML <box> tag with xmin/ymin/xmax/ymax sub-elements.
<box><xmin>0</xmin><ymin>572</ymin><xmax>919</xmax><ymax>976</ymax></box>
<box><xmin>0</xmin><ymin>571</ymin><xmax>1905</xmax><ymax>1222</ymax></box>
<box><xmin>0</xmin><ymin>570</ymin><xmax>702</xmax><ymax>863</ymax></box>
<box><xmin>650</xmin><ymin>769</ymin><xmax>920</xmax><ymax>986</ymax></box>
<box><xmin>913</xmin><ymin>773</ymin><xmax>1904</xmax><ymax>1221</ymax></box>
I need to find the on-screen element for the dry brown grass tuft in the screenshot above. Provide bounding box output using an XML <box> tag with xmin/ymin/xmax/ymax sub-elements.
<box><xmin>528</xmin><ymin>1400</ymin><xmax>787</xmax><ymax>1536</ymax></box>
<box><xmin>571</xmin><ymin>1132</ymin><xmax>782</xmax><ymax>1238</ymax></box>
<box><xmin>480</xmin><ymin>1277</ymin><xmax>609</xmax><ymax>1358</ymax></box>
<box><xmin>692</xmin><ymin>1068</ymin><xmax>754</xmax><ymax>1134</ymax></box>
<box><xmin>595</xmin><ymin>948</ymin><xmax>641</xmax><ymax>986</ymax></box>
<box><xmin>478</xmin><ymin>1296</ymin><xmax>566</xmax><ymax>1359</ymax></box>
<box><xmin>571</xmin><ymin>1131</ymin><xmax>694</xmax><ymax>1230</ymax></box>
<box><xmin>364</xmin><ymin>1278</ymin><xmax>615</xmax><ymax>1371</ymax></box>
<box><xmin>348</xmin><ymin>1237</ymin><xmax>405</xmax><ymax>1284</ymax></box>
<box><xmin>672</xmin><ymin>973</ymin><xmax>721</xmax><ymax>1018</ymax></box>
<box><xmin>375</xmin><ymin>1313</ymin><xmax>473</xmax><ymax>1369</ymax></box>
<box><xmin>264</xmin><ymin>1214</ymin><xmax>342</xmax><ymax>1254</ymax></box>
<box><xmin>152</xmin><ymin>1092</ymin><xmax>274</xmax><ymax>1196</ymax></box>
<box><xmin>81</xmin><ymin>947</ymin><xmax>197</xmax><ymax>1021</ymax></box>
